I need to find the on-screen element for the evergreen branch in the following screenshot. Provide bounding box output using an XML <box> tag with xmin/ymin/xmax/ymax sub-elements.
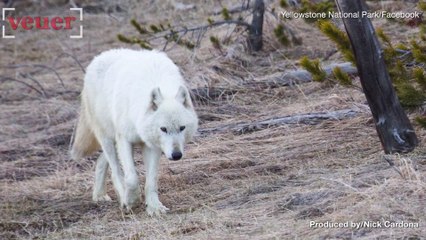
<box><xmin>377</xmin><ymin>28</ymin><xmax>393</xmax><ymax>48</ymax></box>
<box><xmin>131</xmin><ymin>19</ymin><xmax>148</xmax><ymax>34</ymax></box>
<box><xmin>395</xmin><ymin>82</ymin><xmax>426</xmax><ymax>108</ymax></box>
<box><xmin>332</xmin><ymin>66</ymin><xmax>352</xmax><ymax>86</ymax></box>
<box><xmin>415</xmin><ymin>116</ymin><xmax>426</xmax><ymax>129</ymax></box>
<box><xmin>300</xmin><ymin>56</ymin><xmax>327</xmax><ymax>82</ymax></box>
<box><xmin>146</xmin><ymin>20</ymin><xmax>251</xmax><ymax>42</ymax></box>
<box><xmin>413</xmin><ymin>67</ymin><xmax>426</xmax><ymax>90</ymax></box>
<box><xmin>318</xmin><ymin>20</ymin><xmax>355</xmax><ymax>64</ymax></box>
<box><xmin>418</xmin><ymin>2</ymin><xmax>426</xmax><ymax>11</ymax></box>
<box><xmin>212</xmin><ymin>4</ymin><xmax>251</xmax><ymax>15</ymax></box>
<box><xmin>221</xmin><ymin>8</ymin><xmax>232</xmax><ymax>20</ymax></box>
<box><xmin>279</xmin><ymin>0</ymin><xmax>288</xmax><ymax>8</ymax></box>
<box><xmin>274</xmin><ymin>24</ymin><xmax>290</xmax><ymax>46</ymax></box>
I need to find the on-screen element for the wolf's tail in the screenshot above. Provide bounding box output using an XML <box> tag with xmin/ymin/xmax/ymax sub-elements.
<box><xmin>70</xmin><ymin>92</ymin><xmax>100</xmax><ymax>160</ymax></box>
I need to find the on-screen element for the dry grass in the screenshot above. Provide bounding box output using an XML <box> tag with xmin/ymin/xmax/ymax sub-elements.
<box><xmin>1</xmin><ymin>1</ymin><xmax>425</xmax><ymax>239</ymax></box>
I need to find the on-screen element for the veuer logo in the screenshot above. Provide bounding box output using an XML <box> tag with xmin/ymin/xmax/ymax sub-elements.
<box><xmin>1</xmin><ymin>8</ymin><xmax>83</xmax><ymax>38</ymax></box>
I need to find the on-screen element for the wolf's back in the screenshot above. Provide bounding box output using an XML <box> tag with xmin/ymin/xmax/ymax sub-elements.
<box><xmin>69</xmin><ymin>50</ymin><xmax>126</xmax><ymax>160</ymax></box>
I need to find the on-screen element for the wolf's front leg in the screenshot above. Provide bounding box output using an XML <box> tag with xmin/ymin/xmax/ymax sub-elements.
<box><xmin>143</xmin><ymin>146</ymin><xmax>169</xmax><ymax>216</ymax></box>
<box><xmin>117</xmin><ymin>137</ymin><xmax>141</xmax><ymax>210</ymax></box>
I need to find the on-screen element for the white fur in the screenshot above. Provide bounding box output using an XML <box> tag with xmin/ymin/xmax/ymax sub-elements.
<box><xmin>74</xmin><ymin>49</ymin><xmax>198</xmax><ymax>215</ymax></box>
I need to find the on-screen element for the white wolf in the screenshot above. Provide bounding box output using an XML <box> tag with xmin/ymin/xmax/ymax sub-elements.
<box><xmin>70</xmin><ymin>49</ymin><xmax>198</xmax><ymax>215</ymax></box>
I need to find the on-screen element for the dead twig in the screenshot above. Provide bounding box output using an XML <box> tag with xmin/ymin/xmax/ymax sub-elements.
<box><xmin>147</xmin><ymin>20</ymin><xmax>251</xmax><ymax>42</ymax></box>
<box><xmin>52</xmin><ymin>52</ymin><xmax>86</xmax><ymax>73</ymax></box>
<box><xmin>0</xmin><ymin>76</ymin><xmax>47</xmax><ymax>98</ymax></box>
<box><xmin>18</xmin><ymin>73</ymin><xmax>48</xmax><ymax>98</ymax></box>
<box><xmin>190</xmin><ymin>87</ymin><xmax>239</xmax><ymax>103</ymax></box>
<box><xmin>382</xmin><ymin>155</ymin><xmax>404</xmax><ymax>178</ymax></box>
<box><xmin>4</xmin><ymin>64</ymin><xmax>65</xmax><ymax>88</ymax></box>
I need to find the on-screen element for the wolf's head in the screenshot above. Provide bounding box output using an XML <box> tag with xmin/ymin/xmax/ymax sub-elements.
<box><xmin>140</xmin><ymin>86</ymin><xmax>198</xmax><ymax>160</ymax></box>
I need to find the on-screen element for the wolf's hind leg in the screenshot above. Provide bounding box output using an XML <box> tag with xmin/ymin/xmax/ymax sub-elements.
<box><xmin>92</xmin><ymin>153</ymin><xmax>112</xmax><ymax>202</ymax></box>
<box><xmin>98</xmin><ymin>137</ymin><xmax>125</xmax><ymax>205</ymax></box>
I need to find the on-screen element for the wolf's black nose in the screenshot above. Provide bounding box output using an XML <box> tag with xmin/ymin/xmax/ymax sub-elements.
<box><xmin>171</xmin><ymin>152</ymin><xmax>182</xmax><ymax>160</ymax></box>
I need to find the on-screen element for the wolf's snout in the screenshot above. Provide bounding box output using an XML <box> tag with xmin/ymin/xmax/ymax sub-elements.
<box><xmin>171</xmin><ymin>151</ymin><xmax>182</xmax><ymax>161</ymax></box>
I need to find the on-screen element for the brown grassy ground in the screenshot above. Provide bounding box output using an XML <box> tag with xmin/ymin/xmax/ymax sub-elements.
<box><xmin>1</xmin><ymin>1</ymin><xmax>425</xmax><ymax>239</ymax></box>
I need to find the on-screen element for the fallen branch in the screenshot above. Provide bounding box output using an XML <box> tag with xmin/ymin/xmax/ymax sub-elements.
<box><xmin>198</xmin><ymin>109</ymin><xmax>359</xmax><ymax>135</ymax></box>
<box><xmin>245</xmin><ymin>62</ymin><xmax>357</xmax><ymax>89</ymax></box>
<box><xmin>190</xmin><ymin>62</ymin><xmax>358</xmax><ymax>103</ymax></box>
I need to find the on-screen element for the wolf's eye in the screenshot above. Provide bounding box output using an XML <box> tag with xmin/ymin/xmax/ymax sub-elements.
<box><xmin>160</xmin><ymin>127</ymin><xmax>167</xmax><ymax>133</ymax></box>
<box><xmin>179</xmin><ymin>126</ymin><xmax>186</xmax><ymax>132</ymax></box>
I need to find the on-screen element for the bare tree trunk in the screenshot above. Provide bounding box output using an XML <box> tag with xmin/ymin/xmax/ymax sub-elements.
<box><xmin>248</xmin><ymin>0</ymin><xmax>264</xmax><ymax>51</ymax></box>
<box><xmin>335</xmin><ymin>0</ymin><xmax>418</xmax><ymax>153</ymax></box>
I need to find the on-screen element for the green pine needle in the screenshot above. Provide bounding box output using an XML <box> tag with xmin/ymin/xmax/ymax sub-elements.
<box><xmin>318</xmin><ymin>20</ymin><xmax>355</xmax><ymax>64</ymax></box>
<box><xmin>130</xmin><ymin>19</ymin><xmax>148</xmax><ymax>35</ymax></box>
<box><xmin>413</xmin><ymin>67</ymin><xmax>426</xmax><ymax>90</ymax></box>
<box><xmin>176</xmin><ymin>38</ymin><xmax>195</xmax><ymax>49</ymax></box>
<box><xmin>221</xmin><ymin>8</ymin><xmax>232</xmax><ymax>21</ymax></box>
<box><xmin>300</xmin><ymin>56</ymin><xmax>327</xmax><ymax>82</ymax></box>
<box><xmin>274</xmin><ymin>24</ymin><xmax>290</xmax><ymax>46</ymax></box>
<box><xmin>117</xmin><ymin>34</ymin><xmax>132</xmax><ymax>43</ymax></box>
<box><xmin>207</xmin><ymin>18</ymin><xmax>214</xmax><ymax>25</ymax></box>
<box><xmin>377</xmin><ymin>28</ymin><xmax>392</xmax><ymax>48</ymax></box>
<box><xmin>415</xmin><ymin>116</ymin><xmax>426</xmax><ymax>128</ymax></box>
<box><xmin>279</xmin><ymin>0</ymin><xmax>288</xmax><ymax>8</ymax></box>
<box><xmin>395</xmin><ymin>43</ymin><xmax>409</xmax><ymax>51</ymax></box>
<box><xmin>299</xmin><ymin>0</ymin><xmax>334</xmax><ymax>22</ymax></box>
<box><xmin>138</xmin><ymin>41</ymin><xmax>152</xmax><ymax>50</ymax></box>
<box><xmin>395</xmin><ymin>83</ymin><xmax>426</xmax><ymax>108</ymax></box>
<box><xmin>413</xmin><ymin>48</ymin><xmax>426</xmax><ymax>63</ymax></box>
<box><xmin>333</xmin><ymin>67</ymin><xmax>352</xmax><ymax>86</ymax></box>
<box><xmin>418</xmin><ymin>2</ymin><xmax>426</xmax><ymax>11</ymax></box>
<box><xmin>210</xmin><ymin>36</ymin><xmax>221</xmax><ymax>49</ymax></box>
<box><xmin>150</xmin><ymin>24</ymin><xmax>160</xmax><ymax>33</ymax></box>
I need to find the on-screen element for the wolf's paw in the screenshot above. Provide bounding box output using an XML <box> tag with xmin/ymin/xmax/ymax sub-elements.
<box><xmin>145</xmin><ymin>191</ymin><xmax>169</xmax><ymax>216</ymax></box>
<box><xmin>121</xmin><ymin>190</ymin><xmax>141</xmax><ymax>211</ymax></box>
<box><xmin>92</xmin><ymin>193</ymin><xmax>112</xmax><ymax>202</ymax></box>
<box><xmin>146</xmin><ymin>201</ymin><xmax>169</xmax><ymax>216</ymax></box>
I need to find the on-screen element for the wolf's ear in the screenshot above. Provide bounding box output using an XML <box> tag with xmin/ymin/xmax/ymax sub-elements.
<box><xmin>175</xmin><ymin>86</ymin><xmax>192</xmax><ymax>108</ymax></box>
<box><xmin>151</xmin><ymin>87</ymin><xmax>163</xmax><ymax>111</ymax></box>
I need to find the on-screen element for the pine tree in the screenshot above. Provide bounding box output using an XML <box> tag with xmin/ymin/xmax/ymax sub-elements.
<box><xmin>299</xmin><ymin>3</ymin><xmax>426</xmax><ymax>129</ymax></box>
